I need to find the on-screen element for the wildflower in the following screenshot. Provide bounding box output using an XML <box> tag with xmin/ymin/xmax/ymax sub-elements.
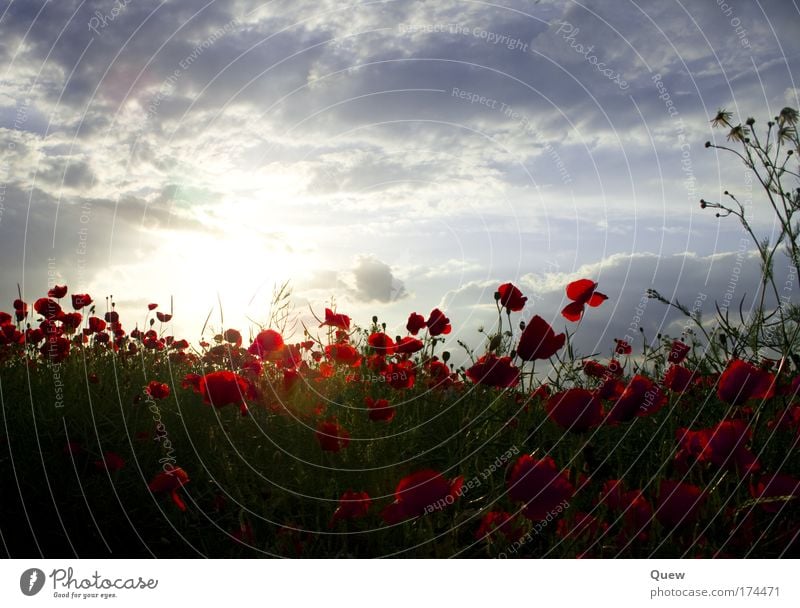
<box><xmin>497</xmin><ymin>283</ymin><xmax>527</xmax><ymax>312</ymax></box>
<box><xmin>330</xmin><ymin>490</ymin><xmax>371</xmax><ymax>526</ymax></box>
<box><xmin>381</xmin><ymin>469</ymin><xmax>464</xmax><ymax>524</ymax></box>
<box><xmin>146</xmin><ymin>381</ymin><xmax>170</xmax><ymax>400</ymax></box>
<box><xmin>425</xmin><ymin>308</ymin><xmax>452</xmax><ymax>336</ymax></box>
<box><xmin>247</xmin><ymin>329</ymin><xmax>285</xmax><ymax>358</ymax></box>
<box><xmin>466</xmin><ymin>354</ymin><xmax>520</xmax><ymax>388</ymax></box>
<box><xmin>516</xmin><ymin>315</ymin><xmax>565</xmax><ymax>361</ymax></box>
<box><xmin>71</xmin><ymin>294</ymin><xmax>92</xmax><ymax>310</ymax></box>
<box><xmin>148</xmin><ymin>467</ymin><xmax>190</xmax><ymax>511</ymax></box>
<box><xmin>406</xmin><ymin>312</ymin><xmax>426</xmax><ymax>335</ymax></box>
<box><xmin>94</xmin><ymin>451</ymin><xmax>126</xmax><ymax>472</ymax></box>
<box><xmin>717</xmin><ymin>359</ymin><xmax>775</xmax><ymax>405</ymax></box>
<box><xmin>365</xmin><ymin>396</ymin><xmax>395</xmax><ymax>422</ymax></box>
<box><xmin>320</xmin><ymin>307</ymin><xmax>351</xmax><ymax>331</ymax></box>
<box><xmin>561</xmin><ymin>279</ymin><xmax>607</xmax><ymax>322</ymax></box>
<box><xmin>507</xmin><ymin>455</ymin><xmax>574</xmax><ymax>520</ymax></box>
<box><xmin>315</xmin><ymin>420</ymin><xmax>350</xmax><ymax>452</ymax></box>
<box><xmin>48</xmin><ymin>285</ymin><xmax>68</xmax><ymax>299</ymax></box>
<box><xmin>546</xmin><ymin>388</ymin><xmax>603</xmax><ymax>432</ymax></box>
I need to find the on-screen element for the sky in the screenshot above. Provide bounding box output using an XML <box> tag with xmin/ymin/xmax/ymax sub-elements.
<box><xmin>1</xmin><ymin>0</ymin><xmax>798</xmax><ymax>361</ymax></box>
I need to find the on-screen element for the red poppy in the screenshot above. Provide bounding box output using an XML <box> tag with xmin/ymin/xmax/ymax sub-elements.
<box><xmin>717</xmin><ymin>359</ymin><xmax>775</xmax><ymax>405</ymax></box>
<box><xmin>94</xmin><ymin>451</ymin><xmax>126</xmax><ymax>472</ymax></box>
<box><xmin>320</xmin><ymin>307</ymin><xmax>351</xmax><ymax>331</ymax></box>
<box><xmin>381</xmin><ymin>469</ymin><xmax>464</xmax><ymax>524</ymax></box>
<box><xmin>425</xmin><ymin>308</ymin><xmax>451</xmax><ymax>336</ymax></box>
<box><xmin>87</xmin><ymin>316</ymin><xmax>106</xmax><ymax>333</ymax></box>
<box><xmin>676</xmin><ymin>420</ymin><xmax>760</xmax><ymax>476</ymax></box>
<box><xmin>147</xmin><ymin>303</ymin><xmax>158</xmax><ymax>310</ymax></box>
<box><xmin>750</xmin><ymin>473</ymin><xmax>800</xmax><ymax>513</ymax></box>
<box><xmin>561</xmin><ymin>279</ymin><xmax>607</xmax><ymax>322</ymax></box>
<box><xmin>40</xmin><ymin>336</ymin><xmax>70</xmax><ymax>362</ymax></box>
<box><xmin>146</xmin><ymin>381</ymin><xmax>170</xmax><ymax>400</ymax></box>
<box><xmin>368</xmin><ymin>332</ymin><xmax>395</xmax><ymax>356</ymax></box>
<box><xmin>325</xmin><ymin>343</ymin><xmax>361</xmax><ymax>367</ymax></box>
<box><xmin>198</xmin><ymin>370</ymin><xmax>255</xmax><ymax>416</ymax></box>
<box><xmin>366</xmin><ymin>396</ymin><xmax>395</xmax><ymax>422</ymax></box>
<box><xmin>507</xmin><ymin>455</ymin><xmax>574</xmax><ymax>520</ymax></box>
<box><xmin>406</xmin><ymin>312</ymin><xmax>426</xmax><ymax>335</ymax></box>
<box><xmin>395</xmin><ymin>336</ymin><xmax>423</xmax><ymax>355</ymax></box>
<box><xmin>582</xmin><ymin>360</ymin><xmax>608</xmax><ymax>378</ymax></box>
<box><xmin>600</xmin><ymin>479</ymin><xmax>653</xmax><ymax>540</ymax></box>
<box><xmin>655</xmin><ymin>480</ymin><xmax>705</xmax><ymax>528</ymax></box>
<box><xmin>497</xmin><ymin>282</ymin><xmax>527</xmax><ymax>312</ymax></box>
<box><xmin>171</xmin><ymin>339</ymin><xmax>189</xmax><ymax>350</ymax></box>
<box><xmin>315</xmin><ymin>420</ymin><xmax>350</xmax><ymax>452</ymax></box>
<box><xmin>607</xmin><ymin>374</ymin><xmax>666</xmax><ymax>424</ymax></box>
<box><xmin>61</xmin><ymin>312</ymin><xmax>82</xmax><ymax>331</ymax></box>
<box><xmin>664</xmin><ymin>365</ymin><xmax>693</xmax><ymax>393</ymax></box>
<box><xmin>382</xmin><ymin>360</ymin><xmax>416</xmax><ymax>389</ymax></box>
<box><xmin>475</xmin><ymin>511</ymin><xmax>524</xmax><ymax>542</ymax></box>
<box><xmin>104</xmin><ymin>311</ymin><xmax>119</xmax><ymax>323</ymax></box>
<box><xmin>516</xmin><ymin>315</ymin><xmax>566</xmax><ymax>361</ymax></box>
<box><xmin>614</xmin><ymin>339</ymin><xmax>632</xmax><ymax>355</ymax></box>
<box><xmin>426</xmin><ymin>358</ymin><xmax>454</xmax><ymax>389</ymax></box>
<box><xmin>668</xmin><ymin>340</ymin><xmax>691</xmax><ymax>364</ymax></box>
<box><xmin>546</xmin><ymin>388</ymin><xmax>604</xmax><ymax>432</ymax></box>
<box><xmin>13</xmin><ymin>299</ymin><xmax>28</xmax><ymax>321</ymax></box>
<box><xmin>48</xmin><ymin>285</ymin><xmax>68</xmax><ymax>299</ymax></box>
<box><xmin>70</xmin><ymin>294</ymin><xmax>91</xmax><ymax>310</ymax></box>
<box><xmin>0</xmin><ymin>311</ymin><xmax>11</xmax><ymax>325</ymax></box>
<box><xmin>181</xmin><ymin>373</ymin><xmax>202</xmax><ymax>392</ymax></box>
<box><xmin>223</xmin><ymin>328</ymin><xmax>242</xmax><ymax>348</ymax></box>
<box><xmin>148</xmin><ymin>467</ymin><xmax>190</xmax><ymax>511</ymax></box>
<box><xmin>247</xmin><ymin>329</ymin><xmax>285</xmax><ymax>358</ymax></box>
<box><xmin>466</xmin><ymin>354</ymin><xmax>520</xmax><ymax>388</ymax></box>
<box><xmin>330</xmin><ymin>490</ymin><xmax>371</xmax><ymax>526</ymax></box>
<box><xmin>34</xmin><ymin>298</ymin><xmax>61</xmax><ymax>320</ymax></box>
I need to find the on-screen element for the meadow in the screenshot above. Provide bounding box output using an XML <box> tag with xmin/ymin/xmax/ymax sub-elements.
<box><xmin>1</xmin><ymin>108</ymin><xmax>799</xmax><ymax>558</ymax></box>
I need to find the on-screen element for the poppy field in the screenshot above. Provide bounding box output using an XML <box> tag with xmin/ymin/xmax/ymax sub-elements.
<box><xmin>2</xmin><ymin>109</ymin><xmax>800</xmax><ymax>559</ymax></box>
<box><xmin>0</xmin><ymin>275</ymin><xmax>798</xmax><ymax>559</ymax></box>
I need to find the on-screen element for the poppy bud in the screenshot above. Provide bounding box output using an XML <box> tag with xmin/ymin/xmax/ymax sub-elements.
<box><xmin>519</xmin><ymin>321</ymin><xmax>526</xmax><ymax>331</ymax></box>
<box><xmin>372</xmin><ymin>316</ymin><xmax>378</xmax><ymax>324</ymax></box>
<box><xmin>705</xmin><ymin>141</ymin><xmax>711</xmax><ymax>148</ymax></box>
<box><xmin>442</xmin><ymin>351</ymin><xmax>450</xmax><ymax>363</ymax></box>
<box><xmin>489</xmin><ymin>334</ymin><xmax>502</xmax><ymax>351</ymax></box>
<box><xmin>745</xmin><ymin>117</ymin><xmax>755</xmax><ymax>126</ymax></box>
<box><xmin>149</xmin><ymin>318</ymin><xmax>155</xmax><ymax>326</ymax></box>
<box><xmin>493</xmin><ymin>291</ymin><xmax>501</xmax><ymax>301</ymax></box>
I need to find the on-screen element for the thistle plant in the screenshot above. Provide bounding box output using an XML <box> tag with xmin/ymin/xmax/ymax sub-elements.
<box><xmin>654</xmin><ymin>106</ymin><xmax>800</xmax><ymax>367</ymax></box>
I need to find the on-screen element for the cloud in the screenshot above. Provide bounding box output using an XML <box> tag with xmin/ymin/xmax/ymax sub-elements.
<box><xmin>349</xmin><ymin>255</ymin><xmax>408</xmax><ymax>303</ymax></box>
<box><xmin>437</xmin><ymin>248</ymin><xmax>798</xmax><ymax>362</ymax></box>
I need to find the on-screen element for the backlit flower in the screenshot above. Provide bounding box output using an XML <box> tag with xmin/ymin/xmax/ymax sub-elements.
<box><xmin>561</xmin><ymin>279</ymin><xmax>607</xmax><ymax>322</ymax></box>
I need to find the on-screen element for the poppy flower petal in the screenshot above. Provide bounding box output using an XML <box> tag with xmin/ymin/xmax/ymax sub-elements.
<box><xmin>561</xmin><ymin>301</ymin><xmax>585</xmax><ymax>322</ymax></box>
<box><xmin>587</xmin><ymin>291</ymin><xmax>608</xmax><ymax>307</ymax></box>
<box><xmin>566</xmin><ymin>279</ymin><xmax>597</xmax><ymax>302</ymax></box>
